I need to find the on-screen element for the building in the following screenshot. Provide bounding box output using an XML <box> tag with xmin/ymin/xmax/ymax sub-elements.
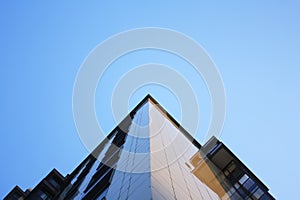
<box><xmin>4</xmin><ymin>169</ymin><xmax>65</xmax><ymax>200</ymax></box>
<box><xmin>4</xmin><ymin>186</ymin><xmax>29</xmax><ymax>200</ymax></box>
<box><xmin>4</xmin><ymin>95</ymin><xmax>274</xmax><ymax>199</ymax></box>
<box><xmin>190</xmin><ymin>137</ymin><xmax>274</xmax><ymax>200</ymax></box>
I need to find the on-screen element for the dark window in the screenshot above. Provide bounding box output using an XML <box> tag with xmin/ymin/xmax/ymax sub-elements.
<box><xmin>48</xmin><ymin>178</ymin><xmax>60</xmax><ymax>189</ymax></box>
<box><xmin>223</xmin><ymin>160</ymin><xmax>243</xmax><ymax>180</ymax></box>
<box><xmin>243</xmin><ymin>177</ymin><xmax>255</xmax><ymax>191</ymax></box>
<box><xmin>38</xmin><ymin>190</ymin><xmax>51</xmax><ymax>200</ymax></box>
<box><xmin>84</xmin><ymin>163</ymin><xmax>111</xmax><ymax>193</ymax></box>
<box><xmin>82</xmin><ymin>168</ymin><xmax>114</xmax><ymax>200</ymax></box>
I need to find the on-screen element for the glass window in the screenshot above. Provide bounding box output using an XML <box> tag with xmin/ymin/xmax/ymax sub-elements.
<box><xmin>236</xmin><ymin>186</ymin><xmax>247</xmax><ymax>198</ymax></box>
<box><xmin>239</xmin><ymin>174</ymin><xmax>249</xmax><ymax>184</ymax></box>
<box><xmin>243</xmin><ymin>177</ymin><xmax>255</xmax><ymax>191</ymax></box>
<box><xmin>259</xmin><ymin>193</ymin><xmax>274</xmax><ymax>200</ymax></box>
<box><xmin>82</xmin><ymin>168</ymin><xmax>114</xmax><ymax>199</ymax></box>
<box><xmin>48</xmin><ymin>178</ymin><xmax>60</xmax><ymax>189</ymax></box>
<box><xmin>227</xmin><ymin>186</ymin><xmax>236</xmax><ymax>196</ymax></box>
<box><xmin>253</xmin><ymin>188</ymin><xmax>264</xmax><ymax>199</ymax></box>
<box><xmin>230</xmin><ymin>191</ymin><xmax>243</xmax><ymax>200</ymax></box>
<box><xmin>223</xmin><ymin>160</ymin><xmax>237</xmax><ymax>177</ymax></box>
<box><xmin>38</xmin><ymin>191</ymin><xmax>51</xmax><ymax>200</ymax></box>
<box><xmin>234</xmin><ymin>183</ymin><xmax>240</xmax><ymax>189</ymax></box>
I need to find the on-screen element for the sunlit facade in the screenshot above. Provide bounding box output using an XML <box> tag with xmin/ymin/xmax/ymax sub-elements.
<box><xmin>55</xmin><ymin>95</ymin><xmax>220</xmax><ymax>199</ymax></box>
<box><xmin>4</xmin><ymin>95</ymin><xmax>274</xmax><ymax>200</ymax></box>
<box><xmin>190</xmin><ymin>137</ymin><xmax>275</xmax><ymax>200</ymax></box>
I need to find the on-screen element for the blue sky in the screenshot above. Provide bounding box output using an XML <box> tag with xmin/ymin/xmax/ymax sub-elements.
<box><xmin>1</xmin><ymin>1</ymin><xmax>300</xmax><ymax>199</ymax></box>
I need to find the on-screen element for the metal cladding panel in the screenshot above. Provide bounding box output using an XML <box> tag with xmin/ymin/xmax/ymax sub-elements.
<box><xmin>57</xmin><ymin>97</ymin><xmax>220</xmax><ymax>200</ymax></box>
<box><xmin>105</xmin><ymin>102</ymin><xmax>152</xmax><ymax>199</ymax></box>
<box><xmin>149</xmin><ymin>102</ymin><xmax>220</xmax><ymax>200</ymax></box>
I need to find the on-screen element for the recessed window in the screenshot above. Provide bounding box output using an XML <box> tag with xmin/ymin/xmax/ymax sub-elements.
<box><xmin>239</xmin><ymin>174</ymin><xmax>249</xmax><ymax>184</ymax></box>
<box><xmin>39</xmin><ymin>191</ymin><xmax>51</xmax><ymax>200</ymax></box>
<box><xmin>253</xmin><ymin>188</ymin><xmax>264</xmax><ymax>199</ymax></box>
<box><xmin>234</xmin><ymin>183</ymin><xmax>240</xmax><ymax>189</ymax></box>
<box><xmin>224</xmin><ymin>161</ymin><xmax>236</xmax><ymax>176</ymax></box>
<box><xmin>49</xmin><ymin>178</ymin><xmax>60</xmax><ymax>189</ymax></box>
<box><xmin>243</xmin><ymin>177</ymin><xmax>255</xmax><ymax>191</ymax></box>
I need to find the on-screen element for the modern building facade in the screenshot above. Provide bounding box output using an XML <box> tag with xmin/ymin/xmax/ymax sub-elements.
<box><xmin>190</xmin><ymin>137</ymin><xmax>274</xmax><ymax>200</ymax></box>
<box><xmin>4</xmin><ymin>95</ymin><xmax>274</xmax><ymax>200</ymax></box>
<box><xmin>4</xmin><ymin>169</ymin><xmax>65</xmax><ymax>200</ymax></box>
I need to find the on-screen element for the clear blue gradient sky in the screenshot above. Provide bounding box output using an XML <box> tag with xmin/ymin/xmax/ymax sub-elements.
<box><xmin>1</xmin><ymin>1</ymin><xmax>299</xmax><ymax>199</ymax></box>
